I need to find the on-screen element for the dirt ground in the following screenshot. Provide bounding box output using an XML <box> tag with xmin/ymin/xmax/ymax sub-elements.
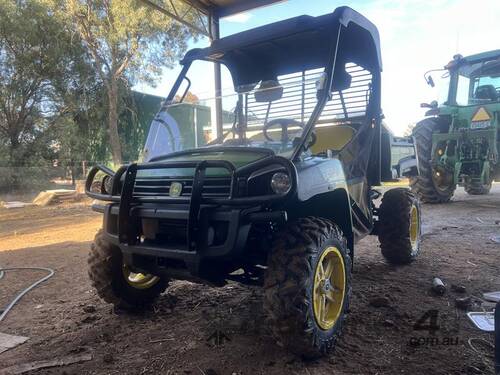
<box><xmin>1</xmin><ymin>186</ymin><xmax>499</xmax><ymax>375</ymax></box>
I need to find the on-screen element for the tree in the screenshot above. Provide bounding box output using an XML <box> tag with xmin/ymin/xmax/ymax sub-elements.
<box><xmin>1</xmin><ymin>1</ymin><xmax>59</xmax><ymax>161</ymax></box>
<box><xmin>175</xmin><ymin>91</ymin><xmax>200</xmax><ymax>104</ymax></box>
<box><xmin>46</xmin><ymin>0</ymin><xmax>197</xmax><ymax>164</ymax></box>
<box><xmin>0</xmin><ymin>0</ymin><xmax>97</xmax><ymax>190</ymax></box>
<box><xmin>403</xmin><ymin>123</ymin><xmax>416</xmax><ymax>137</ymax></box>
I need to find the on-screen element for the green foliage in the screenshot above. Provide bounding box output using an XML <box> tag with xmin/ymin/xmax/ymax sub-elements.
<box><xmin>0</xmin><ymin>0</ymin><xmax>64</xmax><ymax>154</ymax></box>
<box><xmin>0</xmin><ymin>0</ymin><xmax>104</xmax><ymax>192</ymax></box>
<box><xmin>44</xmin><ymin>0</ymin><xmax>198</xmax><ymax>163</ymax></box>
<box><xmin>0</xmin><ymin>0</ymin><xmax>198</xmax><ymax>192</ymax></box>
<box><xmin>47</xmin><ymin>0</ymin><xmax>198</xmax><ymax>85</ymax></box>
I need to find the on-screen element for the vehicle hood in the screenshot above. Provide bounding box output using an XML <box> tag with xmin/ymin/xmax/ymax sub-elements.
<box><xmin>139</xmin><ymin>147</ymin><xmax>273</xmax><ymax>177</ymax></box>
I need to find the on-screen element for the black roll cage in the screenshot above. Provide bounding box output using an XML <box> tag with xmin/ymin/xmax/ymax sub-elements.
<box><xmin>164</xmin><ymin>7</ymin><xmax>383</xmax><ymax>184</ymax></box>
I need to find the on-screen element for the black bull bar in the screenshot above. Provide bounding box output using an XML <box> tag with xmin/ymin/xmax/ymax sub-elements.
<box><xmin>85</xmin><ymin>156</ymin><xmax>296</xmax><ymax>251</ymax></box>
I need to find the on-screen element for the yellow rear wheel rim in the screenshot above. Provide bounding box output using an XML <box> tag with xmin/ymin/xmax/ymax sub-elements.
<box><xmin>122</xmin><ymin>264</ymin><xmax>160</xmax><ymax>290</ymax></box>
<box><xmin>313</xmin><ymin>246</ymin><xmax>346</xmax><ymax>330</ymax></box>
<box><xmin>409</xmin><ymin>205</ymin><xmax>419</xmax><ymax>251</ymax></box>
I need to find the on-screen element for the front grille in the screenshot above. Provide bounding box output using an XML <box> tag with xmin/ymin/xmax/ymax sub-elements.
<box><xmin>133</xmin><ymin>176</ymin><xmax>232</xmax><ymax>198</ymax></box>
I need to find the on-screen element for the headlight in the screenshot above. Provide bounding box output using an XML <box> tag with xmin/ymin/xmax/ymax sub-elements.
<box><xmin>270</xmin><ymin>172</ymin><xmax>291</xmax><ymax>195</ymax></box>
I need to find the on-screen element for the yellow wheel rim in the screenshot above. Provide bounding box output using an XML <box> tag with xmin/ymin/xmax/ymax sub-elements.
<box><xmin>313</xmin><ymin>246</ymin><xmax>346</xmax><ymax>330</ymax></box>
<box><xmin>409</xmin><ymin>205</ymin><xmax>419</xmax><ymax>251</ymax></box>
<box><xmin>122</xmin><ymin>264</ymin><xmax>160</xmax><ymax>290</ymax></box>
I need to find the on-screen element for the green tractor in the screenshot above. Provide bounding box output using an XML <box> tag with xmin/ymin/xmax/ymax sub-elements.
<box><xmin>411</xmin><ymin>50</ymin><xmax>500</xmax><ymax>203</ymax></box>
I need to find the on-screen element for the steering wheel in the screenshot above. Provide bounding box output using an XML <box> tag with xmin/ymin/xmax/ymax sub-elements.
<box><xmin>263</xmin><ymin>118</ymin><xmax>305</xmax><ymax>143</ymax></box>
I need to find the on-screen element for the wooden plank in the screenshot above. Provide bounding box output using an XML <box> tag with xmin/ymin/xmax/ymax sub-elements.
<box><xmin>0</xmin><ymin>332</ymin><xmax>29</xmax><ymax>354</ymax></box>
<box><xmin>0</xmin><ymin>353</ymin><xmax>92</xmax><ymax>375</ymax></box>
<box><xmin>1</xmin><ymin>202</ymin><xmax>34</xmax><ymax>209</ymax></box>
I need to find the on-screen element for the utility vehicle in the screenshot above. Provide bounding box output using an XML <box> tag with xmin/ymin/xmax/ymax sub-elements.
<box><xmin>86</xmin><ymin>7</ymin><xmax>421</xmax><ymax>357</ymax></box>
<box><xmin>389</xmin><ymin>134</ymin><xmax>417</xmax><ymax>179</ymax></box>
<box><xmin>411</xmin><ymin>51</ymin><xmax>500</xmax><ymax>202</ymax></box>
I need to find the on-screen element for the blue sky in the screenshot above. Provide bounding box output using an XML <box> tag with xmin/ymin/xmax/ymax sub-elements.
<box><xmin>136</xmin><ymin>0</ymin><xmax>500</xmax><ymax>135</ymax></box>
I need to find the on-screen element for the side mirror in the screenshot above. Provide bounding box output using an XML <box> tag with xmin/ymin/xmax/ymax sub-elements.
<box><xmin>332</xmin><ymin>70</ymin><xmax>352</xmax><ymax>92</ymax></box>
<box><xmin>420</xmin><ymin>100</ymin><xmax>438</xmax><ymax>109</ymax></box>
<box><xmin>316</xmin><ymin>70</ymin><xmax>352</xmax><ymax>93</ymax></box>
<box><xmin>89</xmin><ymin>172</ymin><xmax>114</xmax><ymax>195</ymax></box>
<box><xmin>101</xmin><ymin>175</ymin><xmax>113</xmax><ymax>195</ymax></box>
<box><xmin>425</xmin><ymin>74</ymin><xmax>435</xmax><ymax>88</ymax></box>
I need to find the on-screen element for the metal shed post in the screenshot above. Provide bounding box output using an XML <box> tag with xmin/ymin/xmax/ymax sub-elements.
<box><xmin>211</xmin><ymin>13</ymin><xmax>224</xmax><ymax>138</ymax></box>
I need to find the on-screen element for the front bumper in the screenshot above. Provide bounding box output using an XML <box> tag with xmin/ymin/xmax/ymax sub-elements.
<box><xmin>86</xmin><ymin>157</ymin><xmax>294</xmax><ymax>273</ymax></box>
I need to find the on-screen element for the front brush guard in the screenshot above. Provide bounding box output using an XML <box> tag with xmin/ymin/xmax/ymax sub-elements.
<box><xmin>85</xmin><ymin>156</ymin><xmax>297</xmax><ymax>251</ymax></box>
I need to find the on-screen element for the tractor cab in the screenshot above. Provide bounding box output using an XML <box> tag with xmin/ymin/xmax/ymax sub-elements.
<box><xmin>424</xmin><ymin>51</ymin><xmax>500</xmax><ymax>109</ymax></box>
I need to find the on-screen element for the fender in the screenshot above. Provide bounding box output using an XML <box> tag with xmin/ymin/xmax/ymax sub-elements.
<box><xmin>285</xmin><ymin>157</ymin><xmax>355</xmax><ymax>255</ymax></box>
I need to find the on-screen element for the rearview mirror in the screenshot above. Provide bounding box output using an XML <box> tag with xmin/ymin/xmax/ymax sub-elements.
<box><xmin>254</xmin><ymin>80</ymin><xmax>283</xmax><ymax>102</ymax></box>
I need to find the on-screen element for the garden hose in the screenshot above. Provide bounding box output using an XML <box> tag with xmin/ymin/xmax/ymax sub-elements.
<box><xmin>0</xmin><ymin>266</ymin><xmax>55</xmax><ymax>323</ymax></box>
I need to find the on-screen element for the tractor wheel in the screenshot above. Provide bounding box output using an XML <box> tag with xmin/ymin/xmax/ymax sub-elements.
<box><xmin>464</xmin><ymin>179</ymin><xmax>492</xmax><ymax>195</ymax></box>
<box><xmin>378</xmin><ymin>188</ymin><xmax>421</xmax><ymax>265</ymax></box>
<box><xmin>88</xmin><ymin>230</ymin><xmax>168</xmax><ymax>310</ymax></box>
<box><xmin>263</xmin><ymin>217</ymin><xmax>352</xmax><ymax>358</ymax></box>
<box><xmin>410</xmin><ymin>118</ymin><xmax>456</xmax><ymax>203</ymax></box>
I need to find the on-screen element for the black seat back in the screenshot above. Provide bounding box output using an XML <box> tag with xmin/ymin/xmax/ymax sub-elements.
<box><xmin>475</xmin><ymin>84</ymin><xmax>497</xmax><ymax>101</ymax></box>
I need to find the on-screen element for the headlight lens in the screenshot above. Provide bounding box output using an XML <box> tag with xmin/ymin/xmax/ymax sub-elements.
<box><xmin>270</xmin><ymin>172</ymin><xmax>291</xmax><ymax>195</ymax></box>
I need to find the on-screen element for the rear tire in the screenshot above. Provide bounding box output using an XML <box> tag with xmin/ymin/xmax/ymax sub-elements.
<box><xmin>264</xmin><ymin>217</ymin><xmax>352</xmax><ymax>358</ymax></box>
<box><xmin>464</xmin><ymin>180</ymin><xmax>492</xmax><ymax>195</ymax></box>
<box><xmin>410</xmin><ymin>118</ymin><xmax>456</xmax><ymax>203</ymax></box>
<box><xmin>88</xmin><ymin>230</ymin><xmax>168</xmax><ymax>310</ymax></box>
<box><xmin>378</xmin><ymin>188</ymin><xmax>421</xmax><ymax>265</ymax></box>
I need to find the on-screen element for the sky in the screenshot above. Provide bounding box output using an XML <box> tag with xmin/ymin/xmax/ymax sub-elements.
<box><xmin>135</xmin><ymin>0</ymin><xmax>500</xmax><ymax>136</ymax></box>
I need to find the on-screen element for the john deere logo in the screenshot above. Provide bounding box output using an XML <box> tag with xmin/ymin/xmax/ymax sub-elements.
<box><xmin>169</xmin><ymin>182</ymin><xmax>183</xmax><ymax>197</ymax></box>
<box><xmin>471</xmin><ymin>107</ymin><xmax>491</xmax><ymax>129</ymax></box>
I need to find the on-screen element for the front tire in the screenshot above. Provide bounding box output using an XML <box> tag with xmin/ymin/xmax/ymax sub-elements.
<box><xmin>378</xmin><ymin>188</ymin><xmax>422</xmax><ymax>265</ymax></box>
<box><xmin>410</xmin><ymin>118</ymin><xmax>456</xmax><ymax>203</ymax></box>
<box><xmin>88</xmin><ymin>230</ymin><xmax>168</xmax><ymax>310</ymax></box>
<box><xmin>264</xmin><ymin>217</ymin><xmax>352</xmax><ymax>358</ymax></box>
<box><xmin>464</xmin><ymin>179</ymin><xmax>492</xmax><ymax>195</ymax></box>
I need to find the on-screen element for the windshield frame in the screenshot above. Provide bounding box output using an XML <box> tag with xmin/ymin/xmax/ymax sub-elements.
<box><xmin>164</xmin><ymin>61</ymin><xmax>323</xmax><ymax>159</ymax></box>
<box><xmin>163</xmin><ymin>25</ymin><xmax>347</xmax><ymax>161</ymax></box>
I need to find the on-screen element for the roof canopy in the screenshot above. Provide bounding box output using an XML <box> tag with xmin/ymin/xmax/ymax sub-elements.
<box><xmin>445</xmin><ymin>50</ymin><xmax>500</xmax><ymax>71</ymax></box>
<box><xmin>182</xmin><ymin>6</ymin><xmax>382</xmax><ymax>87</ymax></box>
<box><xmin>463</xmin><ymin>50</ymin><xmax>500</xmax><ymax>64</ymax></box>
